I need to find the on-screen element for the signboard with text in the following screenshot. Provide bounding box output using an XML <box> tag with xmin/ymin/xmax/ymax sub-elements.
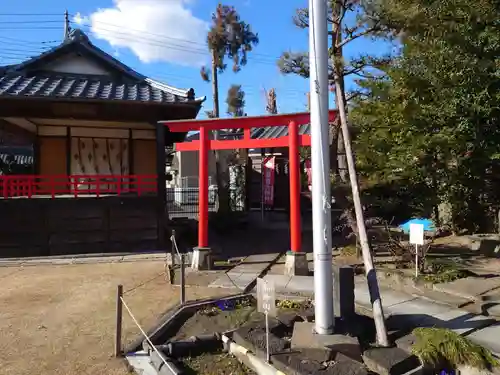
<box><xmin>257</xmin><ymin>277</ymin><xmax>276</xmax><ymax>316</ymax></box>
<box><xmin>262</xmin><ymin>156</ymin><xmax>276</xmax><ymax>206</ymax></box>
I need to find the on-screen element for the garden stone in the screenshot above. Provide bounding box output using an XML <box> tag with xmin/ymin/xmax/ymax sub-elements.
<box><xmin>362</xmin><ymin>347</ymin><xmax>421</xmax><ymax>375</ymax></box>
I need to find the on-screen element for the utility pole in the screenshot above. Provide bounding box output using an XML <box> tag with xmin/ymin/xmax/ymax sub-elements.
<box><xmin>309</xmin><ymin>0</ymin><xmax>334</xmax><ymax>334</ymax></box>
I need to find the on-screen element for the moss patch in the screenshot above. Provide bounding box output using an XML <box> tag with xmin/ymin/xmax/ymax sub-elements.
<box><xmin>276</xmin><ymin>299</ymin><xmax>313</xmax><ymax>310</ymax></box>
<box><xmin>412</xmin><ymin>327</ymin><xmax>499</xmax><ymax>370</ymax></box>
<box><xmin>418</xmin><ymin>260</ymin><xmax>470</xmax><ymax>284</ymax></box>
<box><xmin>339</xmin><ymin>244</ymin><xmax>358</xmax><ymax>257</ymax></box>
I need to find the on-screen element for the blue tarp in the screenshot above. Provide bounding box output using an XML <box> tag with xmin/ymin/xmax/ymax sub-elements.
<box><xmin>399</xmin><ymin>218</ymin><xmax>436</xmax><ymax>233</ymax></box>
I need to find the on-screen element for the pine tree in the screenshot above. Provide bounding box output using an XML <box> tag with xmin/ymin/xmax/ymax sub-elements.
<box><xmin>278</xmin><ymin>0</ymin><xmax>392</xmax><ymax>244</ymax></box>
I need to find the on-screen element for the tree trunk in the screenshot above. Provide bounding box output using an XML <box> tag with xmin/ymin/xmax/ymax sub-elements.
<box><xmin>332</xmin><ymin>8</ymin><xmax>389</xmax><ymax>346</ymax></box>
<box><xmin>211</xmin><ymin>51</ymin><xmax>230</xmax><ymax>213</ymax></box>
<box><xmin>330</xmin><ymin>0</ymin><xmax>358</xmax><ymax>248</ymax></box>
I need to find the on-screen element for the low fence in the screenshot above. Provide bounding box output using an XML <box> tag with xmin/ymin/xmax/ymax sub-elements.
<box><xmin>0</xmin><ymin>174</ymin><xmax>157</xmax><ymax>198</ymax></box>
<box><xmin>114</xmin><ymin>232</ymin><xmax>187</xmax><ymax>367</ymax></box>
<box><xmin>166</xmin><ymin>186</ymin><xmax>245</xmax><ymax>218</ymax></box>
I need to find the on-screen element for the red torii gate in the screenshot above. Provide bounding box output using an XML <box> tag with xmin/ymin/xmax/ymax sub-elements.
<box><xmin>161</xmin><ymin>110</ymin><xmax>337</xmax><ymax>254</ymax></box>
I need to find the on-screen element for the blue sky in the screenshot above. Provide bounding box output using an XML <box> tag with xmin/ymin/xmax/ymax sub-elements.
<box><xmin>0</xmin><ymin>0</ymin><xmax>392</xmax><ymax>118</ymax></box>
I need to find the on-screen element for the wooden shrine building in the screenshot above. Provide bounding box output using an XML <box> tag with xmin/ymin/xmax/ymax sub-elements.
<box><xmin>0</xmin><ymin>29</ymin><xmax>204</xmax><ymax>257</ymax></box>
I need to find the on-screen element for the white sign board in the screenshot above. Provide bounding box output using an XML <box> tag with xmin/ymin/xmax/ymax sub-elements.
<box><xmin>409</xmin><ymin>223</ymin><xmax>425</xmax><ymax>245</ymax></box>
<box><xmin>257</xmin><ymin>278</ymin><xmax>276</xmax><ymax>316</ymax></box>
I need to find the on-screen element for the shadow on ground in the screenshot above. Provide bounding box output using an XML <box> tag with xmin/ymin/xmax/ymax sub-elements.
<box><xmin>169</xmin><ymin>213</ymin><xmax>316</xmax><ymax>260</ymax></box>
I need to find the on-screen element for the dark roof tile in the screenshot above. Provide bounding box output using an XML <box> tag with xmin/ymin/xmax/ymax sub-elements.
<box><xmin>0</xmin><ymin>73</ymin><xmax>204</xmax><ymax>104</ymax></box>
<box><xmin>0</xmin><ymin>29</ymin><xmax>205</xmax><ymax>106</ymax></box>
<box><xmin>251</xmin><ymin>123</ymin><xmax>311</xmax><ymax>139</ymax></box>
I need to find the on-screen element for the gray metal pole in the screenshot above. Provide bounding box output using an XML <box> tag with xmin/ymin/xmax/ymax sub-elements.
<box><xmin>309</xmin><ymin>0</ymin><xmax>334</xmax><ymax>334</ymax></box>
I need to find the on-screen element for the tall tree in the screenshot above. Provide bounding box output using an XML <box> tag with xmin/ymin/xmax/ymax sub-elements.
<box><xmin>224</xmin><ymin>84</ymin><xmax>247</xmax><ymax>211</ymax></box>
<box><xmin>352</xmin><ymin>0</ymin><xmax>500</xmax><ymax>233</ymax></box>
<box><xmin>264</xmin><ymin>88</ymin><xmax>278</xmax><ymax>115</ymax></box>
<box><xmin>203</xmin><ymin>5</ymin><xmax>259</xmax><ymax>213</ymax></box>
<box><xmin>226</xmin><ymin>84</ymin><xmax>246</xmax><ymax>117</ymax></box>
<box><xmin>278</xmin><ymin>1</ymin><xmax>392</xmax><ymax>240</ymax></box>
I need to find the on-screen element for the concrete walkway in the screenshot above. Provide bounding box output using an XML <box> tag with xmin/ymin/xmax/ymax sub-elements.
<box><xmin>209</xmin><ymin>253</ymin><xmax>281</xmax><ymax>291</ymax></box>
<box><xmin>263</xmin><ymin>273</ymin><xmax>500</xmax><ymax>357</ymax></box>
<box><xmin>0</xmin><ymin>251</ymin><xmax>167</xmax><ymax>267</ymax></box>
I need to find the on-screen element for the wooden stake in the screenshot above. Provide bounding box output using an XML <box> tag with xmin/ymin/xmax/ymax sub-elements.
<box><xmin>115</xmin><ymin>284</ymin><xmax>123</xmax><ymax>357</ymax></box>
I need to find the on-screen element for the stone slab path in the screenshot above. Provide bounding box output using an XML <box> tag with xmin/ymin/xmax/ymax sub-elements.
<box><xmin>208</xmin><ymin>253</ymin><xmax>281</xmax><ymax>291</ymax></box>
<box><xmin>433</xmin><ymin>276</ymin><xmax>500</xmax><ymax>301</ymax></box>
<box><xmin>263</xmin><ymin>274</ymin><xmax>500</xmax><ymax>357</ymax></box>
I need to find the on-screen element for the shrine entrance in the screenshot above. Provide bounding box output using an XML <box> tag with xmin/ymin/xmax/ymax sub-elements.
<box><xmin>161</xmin><ymin>111</ymin><xmax>337</xmax><ymax>272</ymax></box>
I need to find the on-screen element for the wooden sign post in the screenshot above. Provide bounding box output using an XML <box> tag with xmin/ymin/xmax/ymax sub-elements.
<box><xmin>257</xmin><ymin>277</ymin><xmax>276</xmax><ymax>362</ymax></box>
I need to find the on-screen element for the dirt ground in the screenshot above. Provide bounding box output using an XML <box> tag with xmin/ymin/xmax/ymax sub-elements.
<box><xmin>173</xmin><ymin>305</ymin><xmax>259</xmax><ymax>341</ymax></box>
<box><xmin>0</xmin><ymin>261</ymin><xmax>229</xmax><ymax>375</ymax></box>
<box><xmin>171</xmin><ymin>302</ymin><xmax>259</xmax><ymax>375</ymax></box>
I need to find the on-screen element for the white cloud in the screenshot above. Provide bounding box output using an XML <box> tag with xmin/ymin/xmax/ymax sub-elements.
<box><xmin>74</xmin><ymin>0</ymin><xmax>209</xmax><ymax>67</ymax></box>
<box><xmin>72</xmin><ymin>12</ymin><xmax>89</xmax><ymax>25</ymax></box>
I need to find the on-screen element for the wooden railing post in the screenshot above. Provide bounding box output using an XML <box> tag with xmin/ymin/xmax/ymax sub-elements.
<box><xmin>27</xmin><ymin>176</ymin><xmax>33</xmax><ymax>198</ymax></box>
<box><xmin>115</xmin><ymin>284</ymin><xmax>123</xmax><ymax>357</ymax></box>
<box><xmin>50</xmin><ymin>175</ymin><xmax>55</xmax><ymax>199</ymax></box>
<box><xmin>2</xmin><ymin>176</ymin><xmax>7</xmax><ymax>198</ymax></box>
<box><xmin>73</xmin><ymin>176</ymin><xmax>78</xmax><ymax>198</ymax></box>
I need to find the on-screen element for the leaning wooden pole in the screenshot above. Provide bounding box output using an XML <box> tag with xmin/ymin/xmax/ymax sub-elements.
<box><xmin>333</xmin><ymin>75</ymin><xmax>389</xmax><ymax>347</ymax></box>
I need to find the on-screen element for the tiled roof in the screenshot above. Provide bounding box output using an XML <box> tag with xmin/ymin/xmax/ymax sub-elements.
<box><xmin>251</xmin><ymin>124</ymin><xmax>311</xmax><ymax>139</ymax></box>
<box><xmin>0</xmin><ymin>73</ymin><xmax>202</xmax><ymax>104</ymax></box>
<box><xmin>0</xmin><ymin>29</ymin><xmax>205</xmax><ymax>105</ymax></box>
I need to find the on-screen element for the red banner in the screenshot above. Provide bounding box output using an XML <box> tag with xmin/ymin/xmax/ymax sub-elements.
<box><xmin>262</xmin><ymin>156</ymin><xmax>275</xmax><ymax>206</ymax></box>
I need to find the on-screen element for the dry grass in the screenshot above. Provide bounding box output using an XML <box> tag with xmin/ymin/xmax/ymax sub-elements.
<box><xmin>0</xmin><ymin>261</ymin><xmax>228</xmax><ymax>375</ymax></box>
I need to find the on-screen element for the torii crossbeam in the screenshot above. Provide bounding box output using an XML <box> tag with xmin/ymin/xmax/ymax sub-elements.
<box><xmin>160</xmin><ymin>110</ymin><xmax>337</xmax><ymax>259</ymax></box>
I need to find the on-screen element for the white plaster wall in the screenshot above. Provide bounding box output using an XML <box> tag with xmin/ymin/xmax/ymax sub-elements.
<box><xmin>43</xmin><ymin>53</ymin><xmax>111</xmax><ymax>75</ymax></box>
<box><xmin>177</xmin><ymin>150</ymin><xmax>224</xmax><ymax>188</ymax></box>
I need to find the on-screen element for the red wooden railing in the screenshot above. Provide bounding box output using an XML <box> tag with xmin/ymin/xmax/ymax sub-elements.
<box><xmin>0</xmin><ymin>175</ymin><xmax>157</xmax><ymax>199</ymax></box>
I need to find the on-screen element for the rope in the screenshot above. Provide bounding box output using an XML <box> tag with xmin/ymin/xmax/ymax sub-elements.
<box><xmin>171</xmin><ymin>232</ymin><xmax>244</xmax><ymax>291</ymax></box>
<box><xmin>122</xmin><ymin>272</ymin><xmax>166</xmax><ymax>295</ymax></box>
<box><xmin>120</xmin><ymin>296</ymin><xmax>177</xmax><ymax>374</ymax></box>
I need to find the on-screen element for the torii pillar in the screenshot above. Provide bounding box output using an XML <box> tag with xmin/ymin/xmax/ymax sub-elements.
<box><xmin>160</xmin><ymin>111</ymin><xmax>337</xmax><ymax>273</ymax></box>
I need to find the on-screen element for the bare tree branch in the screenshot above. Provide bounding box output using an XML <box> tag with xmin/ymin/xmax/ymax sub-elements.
<box><xmin>338</xmin><ymin>26</ymin><xmax>381</xmax><ymax>49</ymax></box>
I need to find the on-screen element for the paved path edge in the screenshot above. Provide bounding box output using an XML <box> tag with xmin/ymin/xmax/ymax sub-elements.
<box><xmin>0</xmin><ymin>252</ymin><xmax>167</xmax><ymax>267</ymax></box>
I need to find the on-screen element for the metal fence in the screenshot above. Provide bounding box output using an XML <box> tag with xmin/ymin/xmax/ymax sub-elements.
<box><xmin>166</xmin><ymin>186</ymin><xmax>244</xmax><ymax>218</ymax></box>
